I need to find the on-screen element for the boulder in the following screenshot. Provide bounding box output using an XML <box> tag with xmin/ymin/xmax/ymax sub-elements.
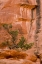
<box><xmin>26</xmin><ymin>54</ymin><xmax>37</xmax><ymax>62</ymax></box>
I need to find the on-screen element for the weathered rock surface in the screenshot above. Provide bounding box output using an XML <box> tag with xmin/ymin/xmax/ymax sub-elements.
<box><xmin>0</xmin><ymin>59</ymin><xmax>35</xmax><ymax>64</ymax></box>
<box><xmin>0</xmin><ymin>50</ymin><xmax>37</xmax><ymax>61</ymax></box>
<box><xmin>0</xmin><ymin>49</ymin><xmax>40</xmax><ymax>64</ymax></box>
<box><xmin>0</xmin><ymin>59</ymin><xmax>40</xmax><ymax>64</ymax></box>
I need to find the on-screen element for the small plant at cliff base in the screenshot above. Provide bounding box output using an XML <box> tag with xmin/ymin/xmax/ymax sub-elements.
<box><xmin>2</xmin><ymin>23</ymin><xmax>34</xmax><ymax>50</ymax></box>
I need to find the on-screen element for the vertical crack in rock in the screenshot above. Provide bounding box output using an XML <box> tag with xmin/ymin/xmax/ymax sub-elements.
<box><xmin>35</xmin><ymin>0</ymin><xmax>41</xmax><ymax>43</ymax></box>
<box><xmin>34</xmin><ymin>0</ymin><xmax>42</xmax><ymax>64</ymax></box>
<box><xmin>28</xmin><ymin>9</ymin><xmax>33</xmax><ymax>38</ymax></box>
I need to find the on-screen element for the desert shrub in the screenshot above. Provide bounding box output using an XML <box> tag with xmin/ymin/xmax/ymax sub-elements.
<box><xmin>3</xmin><ymin>24</ymin><xmax>8</xmax><ymax>29</ymax></box>
<box><xmin>2</xmin><ymin>23</ymin><xmax>34</xmax><ymax>50</ymax></box>
<box><xmin>17</xmin><ymin>37</ymin><xmax>34</xmax><ymax>50</ymax></box>
<box><xmin>1</xmin><ymin>42</ymin><xmax>7</xmax><ymax>47</ymax></box>
<box><xmin>9</xmin><ymin>24</ymin><xmax>12</xmax><ymax>28</ymax></box>
<box><xmin>17</xmin><ymin>36</ymin><xmax>26</xmax><ymax>48</ymax></box>
<box><xmin>23</xmin><ymin>43</ymin><xmax>34</xmax><ymax>50</ymax></box>
<box><xmin>9</xmin><ymin>30</ymin><xmax>18</xmax><ymax>43</ymax></box>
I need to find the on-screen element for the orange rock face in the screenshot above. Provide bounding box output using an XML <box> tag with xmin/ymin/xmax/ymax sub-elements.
<box><xmin>0</xmin><ymin>50</ymin><xmax>27</xmax><ymax>59</ymax></box>
<box><xmin>0</xmin><ymin>49</ymin><xmax>37</xmax><ymax>63</ymax></box>
<box><xmin>0</xmin><ymin>1</ymin><xmax>42</xmax><ymax>64</ymax></box>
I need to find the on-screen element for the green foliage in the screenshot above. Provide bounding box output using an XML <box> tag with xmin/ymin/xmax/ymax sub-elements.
<box><xmin>9</xmin><ymin>30</ymin><xmax>18</xmax><ymax>37</ymax></box>
<box><xmin>3</xmin><ymin>23</ymin><xmax>12</xmax><ymax>28</ymax></box>
<box><xmin>1</xmin><ymin>41</ymin><xmax>12</xmax><ymax>49</ymax></box>
<box><xmin>23</xmin><ymin>43</ymin><xmax>34</xmax><ymax>50</ymax></box>
<box><xmin>17</xmin><ymin>36</ymin><xmax>26</xmax><ymax>48</ymax></box>
<box><xmin>2</xmin><ymin>23</ymin><xmax>34</xmax><ymax>50</ymax></box>
<box><xmin>9</xmin><ymin>30</ymin><xmax>18</xmax><ymax>43</ymax></box>
<box><xmin>17</xmin><ymin>36</ymin><xmax>34</xmax><ymax>50</ymax></box>
<box><xmin>1</xmin><ymin>42</ymin><xmax>7</xmax><ymax>46</ymax></box>
<box><xmin>3</xmin><ymin>24</ymin><xmax>8</xmax><ymax>29</ymax></box>
<box><xmin>9</xmin><ymin>24</ymin><xmax>12</xmax><ymax>28</ymax></box>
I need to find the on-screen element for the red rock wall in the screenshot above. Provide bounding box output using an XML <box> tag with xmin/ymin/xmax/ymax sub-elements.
<box><xmin>0</xmin><ymin>0</ymin><xmax>42</xmax><ymax>52</ymax></box>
